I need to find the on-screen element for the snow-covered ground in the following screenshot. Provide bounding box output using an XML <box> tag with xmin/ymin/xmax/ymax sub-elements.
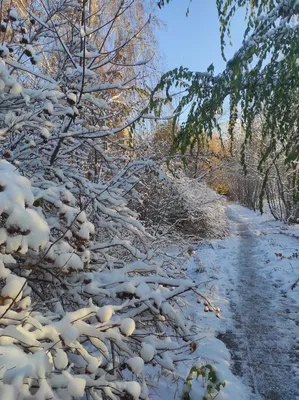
<box><xmin>149</xmin><ymin>203</ymin><xmax>299</xmax><ymax>399</ymax></box>
<box><xmin>187</xmin><ymin>203</ymin><xmax>299</xmax><ymax>400</ymax></box>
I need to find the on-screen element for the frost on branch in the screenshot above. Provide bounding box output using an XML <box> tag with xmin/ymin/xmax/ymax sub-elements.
<box><xmin>0</xmin><ymin>1</ymin><xmax>202</xmax><ymax>398</ymax></box>
<box><xmin>0</xmin><ymin>162</ymin><xmax>199</xmax><ymax>399</ymax></box>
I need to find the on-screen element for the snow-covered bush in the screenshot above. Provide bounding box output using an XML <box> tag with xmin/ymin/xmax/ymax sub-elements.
<box><xmin>0</xmin><ymin>2</ymin><xmax>202</xmax><ymax>398</ymax></box>
<box><xmin>0</xmin><ymin>161</ymin><xmax>199</xmax><ymax>399</ymax></box>
<box><xmin>133</xmin><ymin>129</ymin><xmax>228</xmax><ymax>240</ymax></box>
<box><xmin>137</xmin><ymin>173</ymin><xmax>228</xmax><ymax>239</ymax></box>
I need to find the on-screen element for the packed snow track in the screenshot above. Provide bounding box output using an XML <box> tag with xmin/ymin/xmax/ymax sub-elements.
<box><xmin>215</xmin><ymin>205</ymin><xmax>299</xmax><ymax>399</ymax></box>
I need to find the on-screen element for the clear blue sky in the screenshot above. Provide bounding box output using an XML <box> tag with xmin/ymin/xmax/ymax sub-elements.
<box><xmin>156</xmin><ymin>0</ymin><xmax>247</xmax><ymax>74</ymax></box>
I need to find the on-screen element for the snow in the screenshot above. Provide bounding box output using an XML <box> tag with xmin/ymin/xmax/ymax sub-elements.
<box><xmin>18</xmin><ymin>296</ymin><xmax>31</xmax><ymax>310</ymax></box>
<box><xmin>127</xmin><ymin>357</ymin><xmax>144</xmax><ymax>376</ymax></box>
<box><xmin>145</xmin><ymin>202</ymin><xmax>295</xmax><ymax>399</ymax></box>
<box><xmin>97</xmin><ymin>305</ymin><xmax>113</xmax><ymax>322</ymax></box>
<box><xmin>2</xmin><ymin>1</ymin><xmax>296</xmax><ymax>398</ymax></box>
<box><xmin>1</xmin><ymin>275</ymin><xmax>26</xmax><ymax>302</ymax></box>
<box><xmin>65</xmin><ymin>106</ymin><xmax>76</xmax><ymax>117</ymax></box>
<box><xmin>0</xmin><ymin>46</ymin><xmax>9</xmax><ymax>58</ymax></box>
<box><xmin>0</xmin><ymin>3</ymin><xmax>242</xmax><ymax>399</ymax></box>
<box><xmin>24</xmin><ymin>45</ymin><xmax>34</xmax><ymax>56</ymax></box>
<box><xmin>43</xmin><ymin>101</ymin><xmax>54</xmax><ymax>114</ymax></box>
<box><xmin>67</xmin><ymin>92</ymin><xmax>77</xmax><ymax>104</ymax></box>
<box><xmin>82</xmin><ymin>94</ymin><xmax>110</xmax><ymax>109</ymax></box>
<box><xmin>136</xmin><ymin>280</ymin><xmax>151</xmax><ymax>298</ymax></box>
<box><xmin>120</xmin><ymin>318</ymin><xmax>135</xmax><ymax>336</ymax></box>
<box><xmin>0</xmin><ymin>161</ymin><xmax>49</xmax><ymax>253</ymax></box>
<box><xmin>9</xmin><ymin>83</ymin><xmax>22</xmax><ymax>95</ymax></box>
<box><xmin>0</xmin><ymin>260</ymin><xmax>10</xmax><ymax>279</ymax></box>
<box><xmin>140</xmin><ymin>343</ymin><xmax>155</xmax><ymax>362</ymax></box>
<box><xmin>59</xmin><ymin>325</ymin><xmax>79</xmax><ymax>346</ymax></box>
<box><xmin>0</xmin><ymin>345</ymin><xmax>51</xmax><ymax>383</ymax></box>
<box><xmin>77</xmin><ymin>225</ymin><xmax>89</xmax><ymax>239</ymax></box>
<box><xmin>190</xmin><ymin>204</ymin><xmax>299</xmax><ymax>399</ymax></box>
<box><xmin>0</xmin><ymin>385</ymin><xmax>15</xmax><ymax>400</ymax></box>
<box><xmin>113</xmin><ymin>382</ymin><xmax>141</xmax><ymax>399</ymax></box>
<box><xmin>54</xmin><ymin>349</ymin><xmax>68</xmax><ymax>370</ymax></box>
<box><xmin>8</xmin><ymin>9</ymin><xmax>18</xmax><ymax>21</ymax></box>
<box><xmin>41</xmin><ymin>127</ymin><xmax>50</xmax><ymax>138</ymax></box>
<box><xmin>54</xmin><ymin>253</ymin><xmax>83</xmax><ymax>271</ymax></box>
<box><xmin>63</xmin><ymin>372</ymin><xmax>86</xmax><ymax>397</ymax></box>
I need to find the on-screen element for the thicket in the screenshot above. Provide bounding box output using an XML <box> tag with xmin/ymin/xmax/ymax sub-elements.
<box><xmin>0</xmin><ymin>1</ymin><xmax>215</xmax><ymax>399</ymax></box>
<box><xmin>203</xmin><ymin>124</ymin><xmax>299</xmax><ymax>223</ymax></box>
<box><xmin>133</xmin><ymin>128</ymin><xmax>229</xmax><ymax>239</ymax></box>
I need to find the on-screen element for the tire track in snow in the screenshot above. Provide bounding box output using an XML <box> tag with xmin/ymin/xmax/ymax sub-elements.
<box><xmin>218</xmin><ymin>206</ymin><xmax>299</xmax><ymax>400</ymax></box>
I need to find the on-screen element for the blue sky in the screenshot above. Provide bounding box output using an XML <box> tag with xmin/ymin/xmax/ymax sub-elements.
<box><xmin>156</xmin><ymin>0</ymin><xmax>247</xmax><ymax>74</ymax></box>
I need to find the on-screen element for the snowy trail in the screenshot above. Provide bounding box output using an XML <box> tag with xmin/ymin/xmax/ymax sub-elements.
<box><xmin>216</xmin><ymin>205</ymin><xmax>299</xmax><ymax>399</ymax></box>
<box><xmin>160</xmin><ymin>204</ymin><xmax>299</xmax><ymax>399</ymax></box>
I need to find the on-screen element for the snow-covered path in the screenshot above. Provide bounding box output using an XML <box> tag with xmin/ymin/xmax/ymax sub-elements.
<box><xmin>223</xmin><ymin>206</ymin><xmax>299</xmax><ymax>399</ymax></box>
<box><xmin>198</xmin><ymin>204</ymin><xmax>299</xmax><ymax>399</ymax></box>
